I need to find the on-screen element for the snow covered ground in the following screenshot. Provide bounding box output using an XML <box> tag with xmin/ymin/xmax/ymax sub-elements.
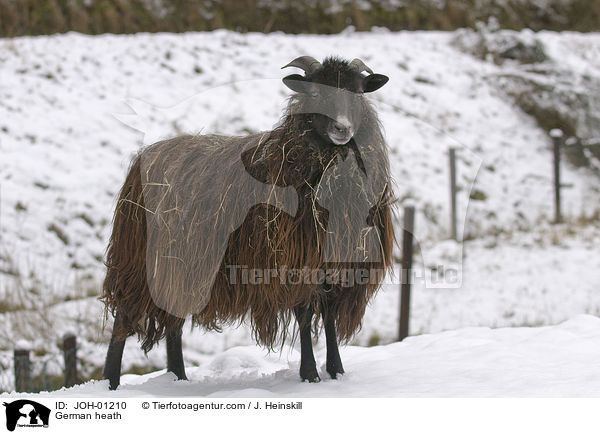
<box><xmin>3</xmin><ymin>315</ymin><xmax>600</xmax><ymax>397</ymax></box>
<box><xmin>0</xmin><ymin>28</ymin><xmax>599</xmax><ymax>393</ymax></box>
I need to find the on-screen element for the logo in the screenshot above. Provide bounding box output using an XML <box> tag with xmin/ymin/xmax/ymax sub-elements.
<box><xmin>3</xmin><ymin>400</ymin><xmax>50</xmax><ymax>431</ymax></box>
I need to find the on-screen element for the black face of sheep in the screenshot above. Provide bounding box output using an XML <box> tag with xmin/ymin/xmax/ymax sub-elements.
<box><xmin>101</xmin><ymin>55</ymin><xmax>394</xmax><ymax>390</ymax></box>
<box><xmin>282</xmin><ymin>56</ymin><xmax>389</xmax><ymax>146</ymax></box>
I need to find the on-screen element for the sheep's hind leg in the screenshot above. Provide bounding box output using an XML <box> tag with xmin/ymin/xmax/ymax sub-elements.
<box><xmin>294</xmin><ymin>305</ymin><xmax>320</xmax><ymax>383</ymax></box>
<box><xmin>103</xmin><ymin>312</ymin><xmax>126</xmax><ymax>390</ymax></box>
<box><xmin>166</xmin><ymin>324</ymin><xmax>187</xmax><ymax>381</ymax></box>
<box><xmin>322</xmin><ymin>296</ymin><xmax>344</xmax><ymax>379</ymax></box>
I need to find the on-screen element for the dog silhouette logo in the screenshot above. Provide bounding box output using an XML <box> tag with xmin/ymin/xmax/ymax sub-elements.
<box><xmin>3</xmin><ymin>400</ymin><xmax>50</xmax><ymax>431</ymax></box>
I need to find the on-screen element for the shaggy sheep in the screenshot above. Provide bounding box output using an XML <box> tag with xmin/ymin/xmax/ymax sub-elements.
<box><xmin>101</xmin><ymin>55</ymin><xmax>394</xmax><ymax>389</ymax></box>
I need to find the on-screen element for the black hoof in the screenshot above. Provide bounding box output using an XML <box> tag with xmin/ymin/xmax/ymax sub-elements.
<box><xmin>300</xmin><ymin>366</ymin><xmax>320</xmax><ymax>383</ymax></box>
<box><xmin>169</xmin><ymin>371</ymin><xmax>188</xmax><ymax>381</ymax></box>
<box><xmin>326</xmin><ymin>363</ymin><xmax>344</xmax><ymax>380</ymax></box>
<box><xmin>327</xmin><ymin>370</ymin><xmax>344</xmax><ymax>380</ymax></box>
<box><xmin>302</xmin><ymin>375</ymin><xmax>321</xmax><ymax>383</ymax></box>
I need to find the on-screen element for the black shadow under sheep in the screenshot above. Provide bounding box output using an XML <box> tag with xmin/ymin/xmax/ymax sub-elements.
<box><xmin>101</xmin><ymin>56</ymin><xmax>395</xmax><ymax>389</ymax></box>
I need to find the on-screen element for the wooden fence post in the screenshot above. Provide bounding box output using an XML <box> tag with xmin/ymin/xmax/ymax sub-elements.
<box><xmin>399</xmin><ymin>205</ymin><xmax>415</xmax><ymax>341</ymax></box>
<box><xmin>550</xmin><ymin>129</ymin><xmax>563</xmax><ymax>223</ymax></box>
<box><xmin>63</xmin><ymin>333</ymin><xmax>78</xmax><ymax>388</ymax></box>
<box><xmin>14</xmin><ymin>345</ymin><xmax>31</xmax><ymax>392</ymax></box>
<box><xmin>449</xmin><ymin>147</ymin><xmax>457</xmax><ymax>240</ymax></box>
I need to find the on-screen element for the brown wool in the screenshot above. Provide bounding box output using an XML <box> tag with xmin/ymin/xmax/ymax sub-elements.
<box><xmin>100</xmin><ymin>91</ymin><xmax>396</xmax><ymax>353</ymax></box>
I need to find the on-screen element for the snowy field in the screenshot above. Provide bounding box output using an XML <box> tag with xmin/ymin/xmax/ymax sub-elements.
<box><xmin>4</xmin><ymin>315</ymin><xmax>600</xmax><ymax>398</ymax></box>
<box><xmin>0</xmin><ymin>28</ymin><xmax>599</xmax><ymax>394</ymax></box>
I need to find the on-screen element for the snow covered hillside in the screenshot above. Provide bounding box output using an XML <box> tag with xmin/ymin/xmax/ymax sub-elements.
<box><xmin>0</xmin><ymin>28</ymin><xmax>599</xmax><ymax>391</ymax></box>
<box><xmin>5</xmin><ymin>315</ymin><xmax>600</xmax><ymax>397</ymax></box>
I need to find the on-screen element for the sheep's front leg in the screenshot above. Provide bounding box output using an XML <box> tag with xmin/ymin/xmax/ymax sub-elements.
<box><xmin>322</xmin><ymin>296</ymin><xmax>344</xmax><ymax>379</ymax></box>
<box><xmin>104</xmin><ymin>312</ymin><xmax>126</xmax><ymax>390</ymax></box>
<box><xmin>294</xmin><ymin>305</ymin><xmax>320</xmax><ymax>382</ymax></box>
<box><xmin>166</xmin><ymin>323</ymin><xmax>187</xmax><ymax>381</ymax></box>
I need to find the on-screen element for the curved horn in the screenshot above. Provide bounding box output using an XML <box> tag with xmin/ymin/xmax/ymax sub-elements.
<box><xmin>281</xmin><ymin>56</ymin><xmax>321</xmax><ymax>75</ymax></box>
<box><xmin>349</xmin><ymin>58</ymin><xmax>373</xmax><ymax>75</ymax></box>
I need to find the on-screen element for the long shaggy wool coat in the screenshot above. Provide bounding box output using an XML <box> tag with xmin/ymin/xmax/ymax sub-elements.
<box><xmin>101</xmin><ymin>82</ymin><xmax>394</xmax><ymax>352</ymax></box>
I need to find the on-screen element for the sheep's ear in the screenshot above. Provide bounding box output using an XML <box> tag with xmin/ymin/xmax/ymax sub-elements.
<box><xmin>362</xmin><ymin>73</ymin><xmax>389</xmax><ymax>93</ymax></box>
<box><xmin>283</xmin><ymin>74</ymin><xmax>310</xmax><ymax>93</ymax></box>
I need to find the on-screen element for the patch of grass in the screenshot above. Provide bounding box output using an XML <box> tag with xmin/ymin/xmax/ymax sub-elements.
<box><xmin>367</xmin><ymin>333</ymin><xmax>381</xmax><ymax>347</ymax></box>
<box><xmin>76</xmin><ymin>213</ymin><xmax>95</xmax><ymax>227</ymax></box>
<box><xmin>29</xmin><ymin>373</ymin><xmax>66</xmax><ymax>393</ymax></box>
<box><xmin>48</xmin><ymin>223</ymin><xmax>69</xmax><ymax>245</ymax></box>
<box><xmin>469</xmin><ymin>189</ymin><xmax>487</xmax><ymax>201</ymax></box>
<box><xmin>575</xmin><ymin>209</ymin><xmax>600</xmax><ymax>226</ymax></box>
<box><xmin>0</xmin><ymin>262</ymin><xmax>20</xmax><ymax>278</ymax></box>
<box><xmin>414</xmin><ymin>76</ymin><xmax>435</xmax><ymax>85</ymax></box>
<box><xmin>0</xmin><ymin>300</ymin><xmax>25</xmax><ymax>313</ymax></box>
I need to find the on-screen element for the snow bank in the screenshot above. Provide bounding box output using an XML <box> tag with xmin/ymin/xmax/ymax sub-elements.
<box><xmin>3</xmin><ymin>315</ymin><xmax>600</xmax><ymax>397</ymax></box>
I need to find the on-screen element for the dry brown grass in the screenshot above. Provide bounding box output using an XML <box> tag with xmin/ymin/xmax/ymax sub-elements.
<box><xmin>0</xmin><ymin>0</ymin><xmax>598</xmax><ymax>37</ymax></box>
